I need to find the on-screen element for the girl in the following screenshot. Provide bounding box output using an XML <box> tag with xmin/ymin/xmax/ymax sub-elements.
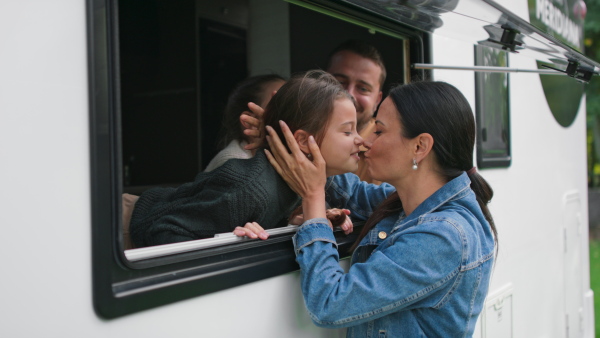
<box><xmin>129</xmin><ymin>70</ymin><xmax>361</xmax><ymax>247</ymax></box>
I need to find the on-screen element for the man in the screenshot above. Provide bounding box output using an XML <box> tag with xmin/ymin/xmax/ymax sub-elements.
<box><xmin>326</xmin><ymin>40</ymin><xmax>385</xmax><ymax>135</ymax></box>
<box><xmin>326</xmin><ymin>40</ymin><xmax>386</xmax><ymax>183</ymax></box>
<box><xmin>242</xmin><ymin>40</ymin><xmax>386</xmax><ymax>183</ymax></box>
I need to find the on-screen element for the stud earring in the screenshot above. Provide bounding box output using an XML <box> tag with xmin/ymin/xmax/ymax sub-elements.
<box><xmin>412</xmin><ymin>159</ymin><xmax>418</xmax><ymax>170</ymax></box>
<box><xmin>307</xmin><ymin>153</ymin><xmax>312</xmax><ymax>159</ymax></box>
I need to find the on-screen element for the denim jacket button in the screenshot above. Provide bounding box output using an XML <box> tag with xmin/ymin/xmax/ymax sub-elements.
<box><xmin>378</xmin><ymin>231</ymin><xmax>387</xmax><ymax>239</ymax></box>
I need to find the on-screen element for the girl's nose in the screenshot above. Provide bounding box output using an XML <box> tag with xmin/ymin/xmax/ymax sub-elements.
<box><xmin>355</xmin><ymin>134</ymin><xmax>364</xmax><ymax>146</ymax></box>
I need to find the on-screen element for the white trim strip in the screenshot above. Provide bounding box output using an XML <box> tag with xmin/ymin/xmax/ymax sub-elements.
<box><xmin>125</xmin><ymin>225</ymin><xmax>299</xmax><ymax>262</ymax></box>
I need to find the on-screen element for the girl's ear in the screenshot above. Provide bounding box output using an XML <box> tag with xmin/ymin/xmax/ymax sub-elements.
<box><xmin>293</xmin><ymin>129</ymin><xmax>311</xmax><ymax>154</ymax></box>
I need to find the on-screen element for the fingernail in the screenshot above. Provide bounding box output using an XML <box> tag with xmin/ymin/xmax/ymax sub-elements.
<box><xmin>309</xmin><ymin>136</ymin><xmax>316</xmax><ymax>143</ymax></box>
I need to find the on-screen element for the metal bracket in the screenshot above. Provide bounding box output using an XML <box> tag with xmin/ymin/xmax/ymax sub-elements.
<box><xmin>483</xmin><ymin>24</ymin><xmax>523</xmax><ymax>52</ymax></box>
<box><xmin>542</xmin><ymin>60</ymin><xmax>595</xmax><ymax>83</ymax></box>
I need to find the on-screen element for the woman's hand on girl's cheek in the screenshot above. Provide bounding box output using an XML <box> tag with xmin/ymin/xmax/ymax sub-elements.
<box><xmin>233</xmin><ymin>222</ymin><xmax>269</xmax><ymax>240</ymax></box>
<box><xmin>264</xmin><ymin>122</ymin><xmax>326</xmax><ymax>198</ymax></box>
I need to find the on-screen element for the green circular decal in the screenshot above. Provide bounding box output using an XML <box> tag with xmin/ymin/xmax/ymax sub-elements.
<box><xmin>529</xmin><ymin>0</ymin><xmax>586</xmax><ymax>127</ymax></box>
<box><xmin>538</xmin><ymin>64</ymin><xmax>585</xmax><ymax>127</ymax></box>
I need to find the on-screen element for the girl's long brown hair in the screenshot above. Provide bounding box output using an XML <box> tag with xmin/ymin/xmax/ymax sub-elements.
<box><xmin>262</xmin><ymin>70</ymin><xmax>351</xmax><ymax>150</ymax></box>
<box><xmin>262</xmin><ymin>70</ymin><xmax>352</xmax><ymax>223</ymax></box>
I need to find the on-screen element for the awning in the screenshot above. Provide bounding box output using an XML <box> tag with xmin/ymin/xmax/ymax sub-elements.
<box><xmin>337</xmin><ymin>0</ymin><xmax>599</xmax><ymax>83</ymax></box>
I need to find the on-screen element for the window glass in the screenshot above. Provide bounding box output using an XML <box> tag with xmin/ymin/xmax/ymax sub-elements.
<box><xmin>475</xmin><ymin>44</ymin><xmax>511</xmax><ymax>168</ymax></box>
<box><xmin>119</xmin><ymin>0</ymin><xmax>408</xmax><ymax>255</ymax></box>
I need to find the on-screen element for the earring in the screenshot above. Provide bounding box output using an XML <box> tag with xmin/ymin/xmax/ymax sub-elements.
<box><xmin>412</xmin><ymin>159</ymin><xmax>418</xmax><ymax>170</ymax></box>
<box><xmin>307</xmin><ymin>153</ymin><xmax>312</xmax><ymax>159</ymax></box>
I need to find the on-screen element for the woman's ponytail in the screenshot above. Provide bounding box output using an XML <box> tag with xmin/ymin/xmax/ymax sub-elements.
<box><xmin>468</xmin><ymin>171</ymin><xmax>498</xmax><ymax>251</ymax></box>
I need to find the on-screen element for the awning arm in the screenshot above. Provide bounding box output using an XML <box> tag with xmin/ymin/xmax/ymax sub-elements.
<box><xmin>412</xmin><ymin>63</ymin><xmax>565</xmax><ymax>75</ymax></box>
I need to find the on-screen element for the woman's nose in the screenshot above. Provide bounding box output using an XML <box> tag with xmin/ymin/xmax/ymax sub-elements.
<box><xmin>362</xmin><ymin>139</ymin><xmax>372</xmax><ymax>149</ymax></box>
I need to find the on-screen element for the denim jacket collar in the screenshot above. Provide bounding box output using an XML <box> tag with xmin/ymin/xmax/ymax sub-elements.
<box><xmin>391</xmin><ymin>172</ymin><xmax>471</xmax><ymax>233</ymax></box>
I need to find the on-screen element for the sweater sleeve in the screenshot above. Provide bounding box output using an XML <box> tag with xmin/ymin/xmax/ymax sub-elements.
<box><xmin>130</xmin><ymin>182</ymin><xmax>253</xmax><ymax>247</ymax></box>
<box><xmin>129</xmin><ymin>151</ymin><xmax>299</xmax><ymax>248</ymax></box>
<box><xmin>326</xmin><ymin>173</ymin><xmax>396</xmax><ymax>220</ymax></box>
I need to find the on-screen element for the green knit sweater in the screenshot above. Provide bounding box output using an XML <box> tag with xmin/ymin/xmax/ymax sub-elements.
<box><xmin>130</xmin><ymin>150</ymin><xmax>300</xmax><ymax>247</ymax></box>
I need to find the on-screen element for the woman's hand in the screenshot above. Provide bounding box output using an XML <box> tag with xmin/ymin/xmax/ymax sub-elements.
<box><xmin>233</xmin><ymin>222</ymin><xmax>269</xmax><ymax>240</ymax></box>
<box><xmin>265</xmin><ymin>121</ymin><xmax>327</xmax><ymax>221</ymax></box>
<box><xmin>240</xmin><ymin>102</ymin><xmax>265</xmax><ymax>150</ymax></box>
<box><xmin>264</xmin><ymin>121</ymin><xmax>327</xmax><ymax>198</ymax></box>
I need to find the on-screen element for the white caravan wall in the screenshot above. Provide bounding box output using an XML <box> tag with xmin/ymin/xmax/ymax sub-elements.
<box><xmin>0</xmin><ymin>0</ymin><xmax>93</xmax><ymax>336</ymax></box>
<box><xmin>432</xmin><ymin>24</ymin><xmax>592</xmax><ymax>337</ymax></box>
<box><xmin>0</xmin><ymin>1</ymin><xmax>342</xmax><ymax>337</ymax></box>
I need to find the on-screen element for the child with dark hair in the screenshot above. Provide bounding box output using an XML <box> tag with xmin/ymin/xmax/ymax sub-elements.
<box><xmin>204</xmin><ymin>74</ymin><xmax>285</xmax><ymax>172</ymax></box>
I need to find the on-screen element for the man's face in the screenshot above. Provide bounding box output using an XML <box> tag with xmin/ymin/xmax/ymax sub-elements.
<box><xmin>327</xmin><ymin>50</ymin><xmax>383</xmax><ymax>132</ymax></box>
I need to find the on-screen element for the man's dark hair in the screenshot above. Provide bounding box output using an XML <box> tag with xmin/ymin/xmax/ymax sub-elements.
<box><xmin>326</xmin><ymin>39</ymin><xmax>386</xmax><ymax>88</ymax></box>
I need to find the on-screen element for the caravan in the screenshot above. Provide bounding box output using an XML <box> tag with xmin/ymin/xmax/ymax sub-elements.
<box><xmin>1</xmin><ymin>0</ymin><xmax>597</xmax><ymax>336</ymax></box>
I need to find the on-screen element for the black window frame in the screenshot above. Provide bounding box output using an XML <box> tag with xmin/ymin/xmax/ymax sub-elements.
<box><xmin>89</xmin><ymin>0</ymin><xmax>429</xmax><ymax>319</ymax></box>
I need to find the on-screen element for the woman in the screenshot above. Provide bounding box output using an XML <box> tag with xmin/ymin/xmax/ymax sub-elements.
<box><xmin>129</xmin><ymin>70</ymin><xmax>360</xmax><ymax>248</ymax></box>
<box><xmin>260</xmin><ymin>81</ymin><xmax>497</xmax><ymax>337</ymax></box>
<box><xmin>204</xmin><ymin>74</ymin><xmax>285</xmax><ymax>172</ymax></box>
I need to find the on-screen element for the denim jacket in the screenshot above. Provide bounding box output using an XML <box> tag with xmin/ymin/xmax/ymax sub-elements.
<box><xmin>292</xmin><ymin>173</ymin><xmax>495</xmax><ymax>337</ymax></box>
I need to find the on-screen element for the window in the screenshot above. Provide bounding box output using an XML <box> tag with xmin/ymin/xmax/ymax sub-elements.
<box><xmin>90</xmin><ymin>0</ymin><xmax>426</xmax><ymax>318</ymax></box>
<box><xmin>474</xmin><ymin>44</ymin><xmax>511</xmax><ymax>169</ymax></box>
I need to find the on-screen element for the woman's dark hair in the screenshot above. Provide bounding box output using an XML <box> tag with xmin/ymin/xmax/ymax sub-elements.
<box><xmin>262</xmin><ymin>70</ymin><xmax>352</xmax><ymax>149</ymax></box>
<box><xmin>352</xmin><ymin>81</ymin><xmax>498</xmax><ymax>251</ymax></box>
<box><xmin>217</xmin><ymin>74</ymin><xmax>285</xmax><ymax>150</ymax></box>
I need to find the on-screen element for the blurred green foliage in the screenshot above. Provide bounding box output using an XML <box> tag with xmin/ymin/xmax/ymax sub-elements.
<box><xmin>586</xmin><ymin>0</ymin><xmax>600</xmax><ymax>186</ymax></box>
